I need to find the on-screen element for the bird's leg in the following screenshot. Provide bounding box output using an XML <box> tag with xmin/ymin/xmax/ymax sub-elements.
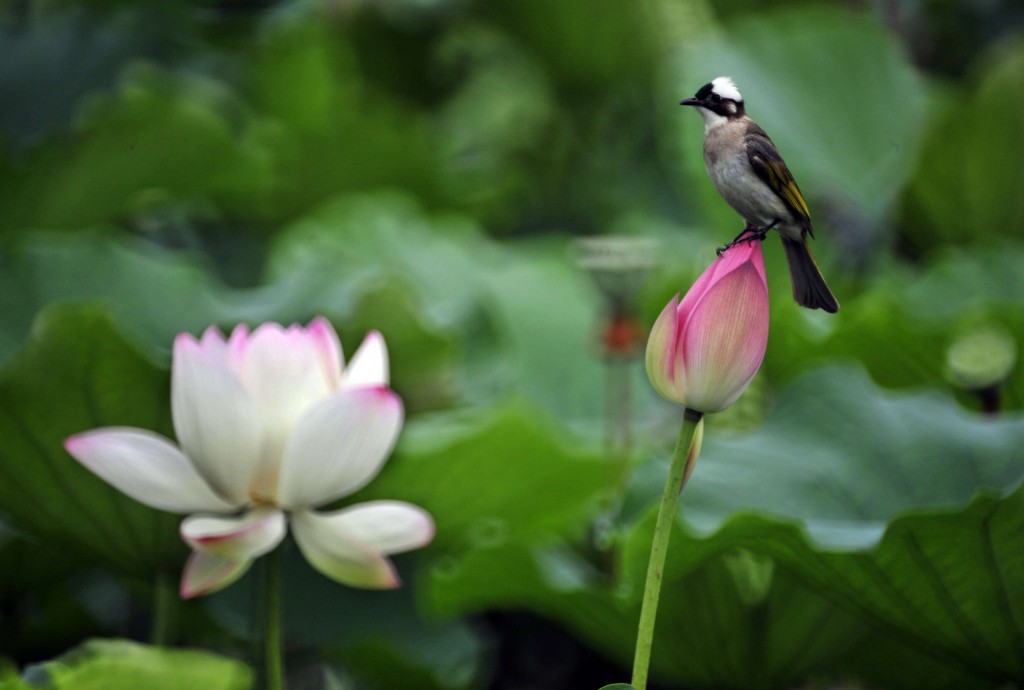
<box><xmin>716</xmin><ymin>222</ymin><xmax>775</xmax><ymax>256</ymax></box>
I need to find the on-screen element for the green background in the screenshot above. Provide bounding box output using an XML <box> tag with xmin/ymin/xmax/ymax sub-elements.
<box><xmin>1</xmin><ymin>0</ymin><xmax>1022</xmax><ymax>688</ymax></box>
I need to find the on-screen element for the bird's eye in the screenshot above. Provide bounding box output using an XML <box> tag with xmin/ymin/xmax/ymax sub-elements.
<box><xmin>709</xmin><ymin>93</ymin><xmax>721</xmax><ymax>104</ymax></box>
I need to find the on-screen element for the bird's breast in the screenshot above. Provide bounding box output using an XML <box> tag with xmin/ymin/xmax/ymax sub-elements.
<box><xmin>702</xmin><ymin>129</ymin><xmax>795</xmax><ymax>234</ymax></box>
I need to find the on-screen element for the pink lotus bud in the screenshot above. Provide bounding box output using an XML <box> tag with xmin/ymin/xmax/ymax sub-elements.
<box><xmin>646</xmin><ymin>240</ymin><xmax>769</xmax><ymax>413</ymax></box>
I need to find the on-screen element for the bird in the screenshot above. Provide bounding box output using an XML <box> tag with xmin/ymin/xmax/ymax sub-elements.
<box><xmin>680</xmin><ymin>76</ymin><xmax>839</xmax><ymax>313</ymax></box>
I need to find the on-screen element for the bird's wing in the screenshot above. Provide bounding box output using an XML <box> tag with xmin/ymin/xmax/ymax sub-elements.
<box><xmin>745</xmin><ymin>122</ymin><xmax>813</xmax><ymax>235</ymax></box>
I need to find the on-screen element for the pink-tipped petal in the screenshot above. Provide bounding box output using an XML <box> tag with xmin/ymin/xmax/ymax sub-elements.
<box><xmin>739</xmin><ymin>240</ymin><xmax>768</xmax><ymax>285</ymax></box>
<box><xmin>341</xmin><ymin>331</ymin><xmax>389</xmax><ymax>390</ymax></box>
<box><xmin>238</xmin><ymin>323</ymin><xmax>337</xmax><ymax>502</ymax></box>
<box><xmin>316</xmin><ymin>501</ymin><xmax>434</xmax><ymax>553</ymax></box>
<box><xmin>179</xmin><ymin>550</ymin><xmax>251</xmax><ymax>599</ymax></box>
<box><xmin>172</xmin><ymin>334</ymin><xmax>262</xmax><ymax>506</ymax></box>
<box><xmin>240</xmin><ymin>323</ymin><xmax>335</xmax><ymax>417</ymax></box>
<box><xmin>676</xmin><ymin>239</ymin><xmax>763</xmax><ymax>325</ymax></box>
<box><xmin>277</xmin><ymin>386</ymin><xmax>403</xmax><ymax>509</ymax></box>
<box><xmin>676</xmin><ymin>259</ymin><xmax>722</xmax><ymax>325</ymax></box>
<box><xmin>180</xmin><ymin>507</ymin><xmax>286</xmax><ymax>560</ymax></box>
<box><xmin>679</xmin><ymin>260</ymin><xmax>769</xmax><ymax>412</ymax></box>
<box><xmin>65</xmin><ymin>428</ymin><xmax>235</xmax><ymax>513</ymax></box>
<box><xmin>306</xmin><ymin>317</ymin><xmax>344</xmax><ymax>391</ymax></box>
<box><xmin>197</xmin><ymin>326</ymin><xmax>228</xmax><ymax>360</ymax></box>
<box><xmin>645</xmin><ymin>294</ymin><xmax>681</xmax><ymax>402</ymax></box>
<box><xmin>291</xmin><ymin>509</ymin><xmax>401</xmax><ymax>589</ymax></box>
<box><xmin>225</xmin><ymin>324</ymin><xmax>250</xmax><ymax>374</ymax></box>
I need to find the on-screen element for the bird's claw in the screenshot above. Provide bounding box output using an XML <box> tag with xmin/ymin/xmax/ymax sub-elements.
<box><xmin>716</xmin><ymin>225</ymin><xmax>768</xmax><ymax>256</ymax></box>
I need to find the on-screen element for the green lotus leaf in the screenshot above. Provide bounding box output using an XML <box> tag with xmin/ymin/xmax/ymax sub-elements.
<box><xmin>423</xmin><ymin>365</ymin><xmax>1022</xmax><ymax>686</ymax></box>
<box><xmin>0</xmin><ymin>305</ymin><xmax>183</xmax><ymax>577</ymax></box>
<box><xmin>903</xmin><ymin>38</ymin><xmax>1024</xmax><ymax>251</ymax></box>
<box><xmin>21</xmin><ymin>639</ymin><xmax>251</xmax><ymax>690</ymax></box>
<box><xmin>269</xmin><ymin>192</ymin><xmax>612</xmax><ymax>421</ymax></box>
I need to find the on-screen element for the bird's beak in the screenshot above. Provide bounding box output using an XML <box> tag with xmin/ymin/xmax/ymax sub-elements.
<box><xmin>679</xmin><ymin>97</ymin><xmax>701</xmax><ymax>107</ymax></box>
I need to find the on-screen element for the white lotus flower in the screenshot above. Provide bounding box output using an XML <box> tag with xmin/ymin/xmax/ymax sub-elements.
<box><xmin>65</xmin><ymin>318</ymin><xmax>434</xmax><ymax>598</ymax></box>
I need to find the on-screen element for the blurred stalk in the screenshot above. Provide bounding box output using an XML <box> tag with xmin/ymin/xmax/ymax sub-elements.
<box><xmin>256</xmin><ymin>547</ymin><xmax>284</xmax><ymax>690</ymax></box>
<box><xmin>603</xmin><ymin>310</ymin><xmax>641</xmax><ymax>456</ymax></box>
<box><xmin>149</xmin><ymin>569</ymin><xmax>177</xmax><ymax>647</ymax></box>
<box><xmin>573</xmin><ymin>235</ymin><xmax>656</xmax><ymax>480</ymax></box>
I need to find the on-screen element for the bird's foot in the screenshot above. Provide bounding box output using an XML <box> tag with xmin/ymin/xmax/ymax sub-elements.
<box><xmin>716</xmin><ymin>224</ymin><xmax>772</xmax><ymax>256</ymax></box>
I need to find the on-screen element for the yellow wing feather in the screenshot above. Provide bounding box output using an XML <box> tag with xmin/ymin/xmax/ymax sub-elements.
<box><xmin>745</xmin><ymin>123</ymin><xmax>813</xmax><ymax>232</ymax></box>
<box><xmin>759</xmin><ymin>158</ymin><xmax>810</xmax><ymax>221</ymax></box>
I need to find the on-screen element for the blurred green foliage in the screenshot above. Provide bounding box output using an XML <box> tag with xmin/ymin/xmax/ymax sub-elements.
<box><xmin>16</xmin><ymin>639</ymin><xmax>252</xmax><ymax>689</ymax></box>
<box><xmin>1</xmin><ymin>0</ymin><xmax>1023</xmax><ymax>688</ymax></box>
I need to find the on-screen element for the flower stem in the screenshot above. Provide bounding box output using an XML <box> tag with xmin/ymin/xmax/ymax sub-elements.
<box><xmin>149</xmin><ymin>569</ymin><xmax>176</xmax><ymax>647</ymax></box>
<box><xmin>630</xmin><ymin>408</ymin><xmax>704</xmax><ymax>690</ymax></box>
<box><xmin>257</xmin><ymin>547</ymin><xmax>284</xmax><ymax>690</ymax></box>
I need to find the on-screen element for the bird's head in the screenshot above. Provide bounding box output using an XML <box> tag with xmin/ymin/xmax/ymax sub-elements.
<box><xmin>680</xmin><ymin>76</ymin><xmax>746</xmax><ymax>128</ymax></box>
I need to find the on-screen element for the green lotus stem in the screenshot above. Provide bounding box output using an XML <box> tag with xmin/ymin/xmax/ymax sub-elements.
<box><xmin>149</xmin><ymin>569</ymin><xmax>176</xmax><ymax>647</ymax></box>
<box><xmin>258</xmin><ymin>547</ymin><xmax>284</xmax><ymax>690</ymax></box>
<box><xmin>630</xmin><ymin>408</ymin><xmax>703</xmax><ymax>690</ymax></box>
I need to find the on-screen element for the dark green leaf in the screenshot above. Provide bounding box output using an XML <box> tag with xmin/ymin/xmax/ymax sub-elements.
<box><xmin>205</xmin><ymin>545</ymin><xmax>485</xmax><ymax>690</ymax></box>
<box><xmin>626</xmin><ymin>365</ymin><xmax>1024</xmax><ymax>681</ymax></box>
<box><xmin>903</xmin><ymin>39</ymin><xmax>1024</xmax><ymax>250</ymax></box>
<box><xmin>0</xmin><ymin>11</ymin><xmax>155</xmax><ymax>146</ymax></box>
<box><xmin>246</xmin><ymin>20</ymin><xmax>440</xmax><ymax>220</ymax></box>
<box><xmin>760</xmin><ymin>244</ymin><xmax>1024</xmax><ymax>411</ymax></box>
<box><xmin>0</xmin><ymin>304</ymin><xmax>183</xmax><ymax>576</ymax></box>
<box><xmin>0</xmin><ymin>530</ymin><xmax>99</xmax><ymax>661</ymax></box>
<box><xmin>0</xmin><ymin>232</ymin><xmax>239</xmax><ymax>365</ymax></box>
<box><xmin>426</xmin><ymin>366</ymin><xmax>1022</xmax><ymax>687</ymax></box>
<box><xmin>0</xmin><ymin>64</ymin><xmax>268</xmax><ymax>233</ymax></box>
<box><xmin>355</xmin><ymin>401</ymin><xmax>617</xmax><ymax>549</ymax></box>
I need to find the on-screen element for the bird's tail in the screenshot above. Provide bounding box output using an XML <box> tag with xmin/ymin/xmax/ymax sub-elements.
<box><xmin>782</xmin><ymin>237</ymin><xmax>839</xmax><ymax>313</ymax></box>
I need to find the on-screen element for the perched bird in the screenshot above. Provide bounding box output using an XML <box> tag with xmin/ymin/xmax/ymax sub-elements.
<box><xmin>680</xmin><ymin>76</ymin><xmax>839</xmax><ymax>313</ymax></box>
